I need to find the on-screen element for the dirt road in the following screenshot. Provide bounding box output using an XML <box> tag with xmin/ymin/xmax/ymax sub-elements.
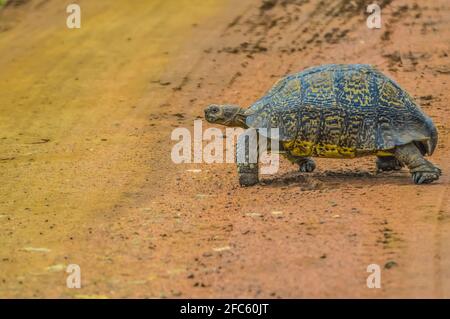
<box><xmin>0</xmin><ymin>0</ymin><xmax>449</xmax><ymax>298</ymax></box>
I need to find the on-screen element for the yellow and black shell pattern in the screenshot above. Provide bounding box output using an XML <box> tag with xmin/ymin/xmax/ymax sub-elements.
<box><xmin>245</xmin><ymin>64</ymin><xmax>437</xmax><ymax>158</ymax></box>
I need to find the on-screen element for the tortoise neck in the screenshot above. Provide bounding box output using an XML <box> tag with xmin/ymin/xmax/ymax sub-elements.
<box><xmin>222</xmin><ymin>106</ymin><xmax>248</xmax><ymax>128</ymax></box>
<box><xmin>231</xmin><ymin>108</ymin><xmax>248</xmax><ymax>128</ymax></box>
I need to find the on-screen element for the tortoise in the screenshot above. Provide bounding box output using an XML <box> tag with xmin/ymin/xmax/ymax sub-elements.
<box><xmin>204</xmin><ymin>64</ymin><xmax>441</xmax><ymax>186</ymax></box>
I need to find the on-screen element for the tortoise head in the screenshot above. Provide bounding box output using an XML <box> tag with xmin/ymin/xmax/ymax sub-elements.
<box><xmin>204</xmin><ymin>104</ymin><xmax>248</xmax><ymax>128</ymax></box>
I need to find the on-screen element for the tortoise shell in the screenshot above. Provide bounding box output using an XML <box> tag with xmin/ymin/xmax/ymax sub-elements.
<box><xmin>245</xmin><ymin>64</ymin><xmax>437</xmax><ymax>158</ymax></box>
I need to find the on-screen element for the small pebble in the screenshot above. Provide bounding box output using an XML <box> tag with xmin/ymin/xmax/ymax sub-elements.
<box><xmin>187</xmin><ymin>169</ymin><xmax>202</xmax><ymax>173</ymax></box>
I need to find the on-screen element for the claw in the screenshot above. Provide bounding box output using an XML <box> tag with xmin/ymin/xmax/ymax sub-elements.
<box><xmin>418</xmin><ymin>175</ymin><xmax>426</xmax><ymax>184</ymax></box>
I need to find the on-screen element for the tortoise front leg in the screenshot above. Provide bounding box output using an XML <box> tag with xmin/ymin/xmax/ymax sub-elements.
<box><xmin>394</xmin><ymin>143</ymin><xmax>441</xmax><ymax>184</ymax></box>
<box><xmin>236</xmin><ymin>129</ymin><xmax>259</xmax><ymax>186</ymax></box>
<box><xmin>283</xmin><ymin>152</ymin><xmax>316</xmax><ymax>172</ymax></box>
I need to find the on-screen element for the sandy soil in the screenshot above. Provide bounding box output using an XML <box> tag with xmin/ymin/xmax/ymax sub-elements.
<box><xmin>0</xmin><ymin>0</ymin><xmax>449</xmax><ymax>298</ymax></box>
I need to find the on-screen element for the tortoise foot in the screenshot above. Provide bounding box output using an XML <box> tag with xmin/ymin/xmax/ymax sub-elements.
<box><xmin>412</xmin><ymin>171</ymin><xmax>440</xmax><ymax>184</ymax></box>
<box><xmin>239</xmin><ymin>173</ymin><xmax>259</xmax><ymax>187</ymax></box>
<box><xmin>299</xmin><ymin>158</ymin><xmax>316</xmax><ymax>173</ymax></box>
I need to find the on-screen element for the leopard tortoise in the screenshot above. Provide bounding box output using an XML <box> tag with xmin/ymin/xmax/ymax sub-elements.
<box><xmin>204</xmin><ymin>64</ymin><xmax>441</xmax><ymax>186</ymax></box>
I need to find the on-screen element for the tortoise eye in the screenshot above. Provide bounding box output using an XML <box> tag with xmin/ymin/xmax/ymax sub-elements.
<box><xmin>211</xmin><ymin>107</ymin><xmax>219</xmax><ymax>113</ymax></box>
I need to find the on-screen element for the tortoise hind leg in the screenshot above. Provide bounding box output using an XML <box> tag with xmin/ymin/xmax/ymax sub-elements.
<box><xmin>394</xmin><ymin>143</ymin><xmax>442</xmax><ymax>184</ymax></box>
<box><xmin>284</xmin><ymin>152</ymin><xmax>316</xmax><ymax>173</ymax></box>
<box><xmin>376</xmin><ymin>156</ymin><xmax>404</xmax><ymax>172</ymax></box>
<box><xmin>236</xmin><ymin>129</ymin><xmax>259</xmax><ymax>186</ymax></box>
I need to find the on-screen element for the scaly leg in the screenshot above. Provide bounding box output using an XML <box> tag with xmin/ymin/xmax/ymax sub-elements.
<box><xmin>376</xmin><ymin>156</ymin><xmax>404</xmax><ymax>172</ymax></box>
<box><xmin>236</xmin><ymin>129</ymin><xmax>259</xmax><ymax>186</ymax></box>
<box><xmin>394</xmin><ymin>143</ymin><xmax>441</xmax><ymax>184</ymax></box>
